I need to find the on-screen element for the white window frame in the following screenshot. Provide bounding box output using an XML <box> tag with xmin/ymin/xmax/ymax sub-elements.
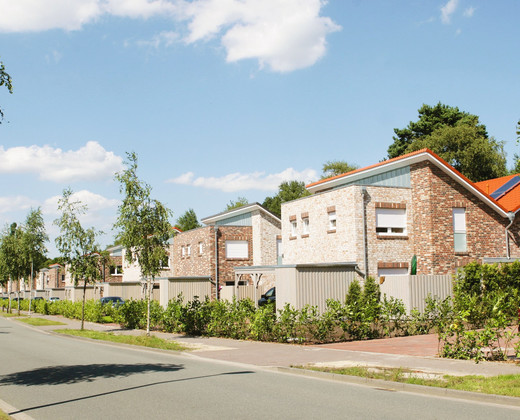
<box><xmin>181</xmin><ymin>246</ymin><xmax>185</xmax><ymax>257</ymax></box>
<box><xmin>302</xmin><ymin>217</ymin><xmax>310</xmax><ymax>235</ymax></box>
<box><xmin>186</xmin><ymin>244</ymin><xmax>191</xmax><ymax>257</ymax></box>
<box><xmin>290</xmin><ymin>220</ymin><xmax>298</xmax><ymax>237</ymax></box>
<box><xmin>453</xmin><ymin>208</ymin><xmax>467</xmax><ymax>252</ymax></box>
<box><xmin>198</xmin><ymin>242</ymin><xmax>203</xmax><ymax>255</ymax></box>
<box><xmin>378</xmin><ymin>267</ymin><xmax>409</xmax><ymax>277</ymax></box>
<box><xmin>225</xmin><ymin>240</ymin><xmax>249</xmax><ymax>259</ymax></box>
<box><xmin>376</xmin><ymin>208</ymin><xmax>406</xmax><ymax>236</ymax></box>
<box><xmin>328</xmin><ymin>211</ymin><xmax>337</xmax><ymax>230</ymax></box>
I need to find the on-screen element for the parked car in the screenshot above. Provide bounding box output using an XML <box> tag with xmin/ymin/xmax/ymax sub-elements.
<box><xmin>258</xmin><ymin>287</ymin><xmax>275</xmax><ymax>307</ymax></box>
<box><xmin>48</xmin><ymin>297</ymin><xmax>60</xmax><ymax>302</ymax></box>
<box><xmin>100</xmin><ymin>296</ymin><xmax>125</xmax><ymax>307</ymax></box>
<box><xmin>32</xmin><ymin>297</ymin><xmax>44</xmax><ymax>301</ymax></box>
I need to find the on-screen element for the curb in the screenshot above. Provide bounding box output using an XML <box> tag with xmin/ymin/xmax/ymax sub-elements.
<box><xmin>274</xmin><ymin>367</ymin><xmax>520</xmax><ymax>408</ymax></box>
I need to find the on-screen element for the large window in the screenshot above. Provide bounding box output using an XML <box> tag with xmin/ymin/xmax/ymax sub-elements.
<box><xmin>376</xmin><ymin>208</ymin><xmax>406</xmax><ymax>236</ymax></box>
<box><xmin>453</xmin><ymin>208</ymin><xmax>467</xmax><ymax>252</ymax></box>
<box><xmin>225</xmin><ymin>240</ymin><xmax>249</xmax><ymax>259</ymax></box>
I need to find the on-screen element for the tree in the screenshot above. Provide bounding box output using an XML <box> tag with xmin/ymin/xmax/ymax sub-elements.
<box><xmin>262</xmin><ymin>180</ymin><xmax>311</xmax><ymax>218</ymax></box>
<box><xmin>175</xmin><ymin>208</ymin><xmax>201</xmax><ymax>232</ymax></box>
<box><xmin>0</xmin><ymin>223</ymin><xmax>25</xmax><ymax>313</ymax></box>
<box><xmin>0</xmin><ymin>58</ymin><xmax>13</xmax><ymax>123</ymax></box>
<box><xmin>321</xmin><ymin>160</ymin><xmax>358</xmax><ymax>179</ymax></box>
<box><xmin>114</xmin><ymin>152</ymin><xmax>172</xmax><ymax>335</ymax></box>
<box><xmin>55</xmin><ymin>188</ymin><xmax>106</xmax><ymax>330</ymax></box>
<box><xmin>407</xmin><ymin>124</ymin><xmax>507</xmax><ymax>182</ymax></box>
<box><xmin>225</xmin><ymin>196</ymin><xmax>249</xmax><ymax>211</ymax></box>
<box><xmin>387</xmin><ymin>103</ymin><xmax>488</xmax><ymax>159</ymax></box>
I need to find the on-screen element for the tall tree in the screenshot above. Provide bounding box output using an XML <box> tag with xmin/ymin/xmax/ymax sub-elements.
<box><xmin>55</xmin><ymin>188</ymin><xmax>106</xmax><ymax>330</ymax></box>
<box><xmin>262</xmin><ymin>180</ymin><xmax>310</xmax><ymax>218</ymax></box>
<box><xmin>175</xmin><ymin>208</ymin><xmax>201</xmax><ymax>231</ymax></box>
<box><xmin>321</xmin><ymin>160</ymin><xmax>358</xmax><ymax>179</ymax></box>
<box><xmin>387</xmin><ymin>103</ymin><xmax>488</xmax><ymax>159</ymax></box>
<box><xmin>0</xmin><ymin>58</ymin><xmax>13</xmax><ymax>123</ymax></box>
<box><xmin>225</xmin><ymin>196</ymin><xmax>249</xmax><ymax>211</ymax></box>
<box><xmin>21</xmin><ymin>208</ymin><xmax>48</xmax><ymax>313</ymax></box>
<box><xmin>114</xmin><ymin>152</ymin><xmax>172</xmax><ymax>335</ymax></box>
<box><xmin>0</xmin><ymin>223</ymin><xmax>25</xmax><ymax>313</ymax></box>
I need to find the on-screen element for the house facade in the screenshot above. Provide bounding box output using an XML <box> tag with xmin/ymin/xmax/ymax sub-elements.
<box><xmin>282</xmin><ymin>149</ymin><xmax>520</xmax><ymax>277</ymax></box>
<box><xmin>172</xmin><ymin>203</ymin><xmax>281</xmax><ymax>296</ymax></box>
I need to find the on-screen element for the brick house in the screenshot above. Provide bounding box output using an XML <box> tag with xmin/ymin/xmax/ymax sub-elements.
<box><xmin>172</xmin><ymin>203</ymin><xmax>281</xmax><ymax>295</ymax></box>
<box><xmin>281</xmin><ymin>149</ymin><xmax>520</xmax><ymax>277</ymax></box>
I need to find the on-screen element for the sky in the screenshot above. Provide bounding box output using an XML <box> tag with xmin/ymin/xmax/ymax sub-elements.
<box><xmin>0</xmin><ymin>0</ymin><xmax>519</xmax><ymax>257</ymax></box>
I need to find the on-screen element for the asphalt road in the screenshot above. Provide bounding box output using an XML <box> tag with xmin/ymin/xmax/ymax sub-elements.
<box><xmin>1</xmin><ymin>317</ymin><xmax>520</xmax><ymax>420</ymax></box>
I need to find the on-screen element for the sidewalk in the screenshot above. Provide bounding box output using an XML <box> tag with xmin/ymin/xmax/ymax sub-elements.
<box><xmin>22</xmin><ymin>313</ymin><xmax>520</xmax><ymax>378</ymax></box>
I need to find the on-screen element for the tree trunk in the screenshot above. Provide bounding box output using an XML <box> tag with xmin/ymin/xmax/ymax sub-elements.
<box><xmin>146</xmin><ymin>276</ymin><xmax>152</xmax><ymax>336</ymax></box>
<box><xmin>81</xmin><ymin>279</ymin><xmax>87</xmax><ymax>330</ymax></box>
<box><xmin>29</xmin><ymin>260</ymin><xmax>33</xmax><ymax>316</ymax></box>
<box><xmin>8</xmin><ymin>277</ymin><xmax>12</xmax><ymax>314</ymax></box>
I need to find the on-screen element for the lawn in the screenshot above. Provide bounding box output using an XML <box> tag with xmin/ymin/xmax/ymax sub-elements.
<box><xmin>303</xmin><ymin>365</ymin><xmax>520</xmax><ymax>398</ymax></box>
<box><xmin>17</xmin><ymin>317</ymin><xmax>66</xmax><ymax>326</ymax></box>
<box><xmin>56</xmin><ymin>329</ymin><xmax>189</xmax><ymax>352</ymax></box>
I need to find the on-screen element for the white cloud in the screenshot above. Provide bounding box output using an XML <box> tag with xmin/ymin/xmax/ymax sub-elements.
<box><xmin>0</xmin><ymin>0</ymin><xmax>339</xmax><ymax>73</ymax></box>
<box><xmin>167</xmin><ymin>167</ymin><xmax>318</xmax><ymax>192</ymax></box>
<box><xmin>0</xmin><ymin>0</ymin><xmax>177</xmax><ymax>32</ymax></box>
<box><xmin>135</xmin><ymin>31</ymin><xmax>179</xmax><ymax>48</ymax></box>
<box><xmin>463</xmin><ymin>7</ymin><xmax>475</xmax><ymax>18</ymax></box>
<box><xmin>0</xmin><ymin>141</ymin><xmax>123</xmax><ymax>182</ymax></box>
<box><xmin>179</xmin><ymin>0</ymin><xmax>341</xmax><ymax>72</ymax></box>
<box><xmin>43</xmin><ymin>190</ymin><xmax>119</xmax><ymax>215</ymax></box>
<box><xmin>440</xmin><ymin>0</ymin><xmax>458</xmax><ymax>24</ymax></box>
<box><xmin>0</xmin><ymin>196</ymin><xmax>39</xmax><ymax>214</ymax></box>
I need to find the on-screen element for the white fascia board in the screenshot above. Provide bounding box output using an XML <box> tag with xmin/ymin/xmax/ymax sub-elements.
<box><xmin>308</xmin><ymin>151</ymin><xmax>509</xmax><ymax>218</ymax></box>
<box><xmin>201</xmin><ymin>203</ymin><xmax>281</xmax><ymax>225</ymax></box>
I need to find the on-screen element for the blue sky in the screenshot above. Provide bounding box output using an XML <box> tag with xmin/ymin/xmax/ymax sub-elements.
<box><xmin>0</xmin><ymin>0</ymin><xmax>519</xmax><ymax>256</ymax></box>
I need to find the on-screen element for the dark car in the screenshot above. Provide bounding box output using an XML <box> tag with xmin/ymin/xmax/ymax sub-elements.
<box><xmin>258</xmin><ymin>287</ymin><xmax>275</xmax><ymax>307</ymax></box>
<box><xmin>100</xmin><ymin>296</ymin><xmax>125</xmax><ymax>307</ymax></box>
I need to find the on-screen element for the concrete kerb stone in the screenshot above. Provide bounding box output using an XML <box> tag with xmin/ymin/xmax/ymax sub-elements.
<box><xmin>275</xmin><ymin>367</ymin><xmax>520</xmax><ymax>409</ymax></box>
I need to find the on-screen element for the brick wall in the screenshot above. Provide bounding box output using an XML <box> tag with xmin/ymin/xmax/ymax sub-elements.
<box><xmin>410</xmin><ymin>161</ymin><xmax>520</xmax><ymax>274</ymax></box>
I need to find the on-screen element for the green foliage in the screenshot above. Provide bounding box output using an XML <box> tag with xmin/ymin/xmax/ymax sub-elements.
<box><xmin>387</xmin><ymin>103</ymin><xmax>506</xmax><ymax>181</ymax></box>
<box><xmin>407</xmin><ymin>124</ymin><xmax>507</xmax><ymax>182</ymax></box>
<box><xmin>175</xmin><ymin>208</ymin><xmax>201</xmax><ymax>232</ymax></box>
<box><xmin>321</xmin><ymin>160</ymin><xmax>358</xmax><ymax>179</ymax></box>
<box><xmin>114</xmin><ymin>152</ymin><xmax>172</xmax><ymax>334</ymax></box>
<box><xmin>0</xmin><ymin>58</ymin><xmax>13</xmax><ymax>123</ymax></box>
<box><xmin>262</xmin><ymin>180</ymin><xmax>310</xmax><ymax>218</ymax></box>
<box><xmin>224</xmin><ymin>197</ymin><xmax>249</xmax><ymax>211</ymax></box>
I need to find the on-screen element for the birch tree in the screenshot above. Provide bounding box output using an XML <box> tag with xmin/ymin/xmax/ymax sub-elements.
<box><xmin>55</xmin><ymin>188</ymin><xmax>106</xmax><ymax>330</ymax></box>
<box><xmin>114</xmin><ymin>152</ymin><xmax>172</xmax><ymax>335</ymax></box>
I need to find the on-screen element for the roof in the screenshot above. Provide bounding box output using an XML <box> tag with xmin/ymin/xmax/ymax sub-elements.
<box><xmin>307</xmin><ymin>148</ymin><xmax>518</xmax><ymax>217</ymax></box>
<box><xmin>201</xmin><ymin>202</ymin><xmax>281</xmax><ymax>225</ymax></box>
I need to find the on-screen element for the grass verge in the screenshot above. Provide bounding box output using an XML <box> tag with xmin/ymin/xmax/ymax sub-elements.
<box><xmin>17</xmin><ymin>317</ymin><xmax>66</xmax><ymax>326</ymax></box>
<box><xmin>0</xmin><ymin>312</ymin><xmax>26</xmax><ymax>318</ymax></box>
<box><xmin>302</xmin><ymin>366</ymin><xmax>520</xmax><ymax>398</ymax></box>
<box><xmin>0</xmin><ymin>409</ymin><xmax>10</xmax><ymax>420</ymax></box>
<box><xmin>56</xmin><ymin>329</ymin><xmax>189</xmax><ymax>352</ymax></box>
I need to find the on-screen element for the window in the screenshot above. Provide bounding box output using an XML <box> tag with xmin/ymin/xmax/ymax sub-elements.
<box><xmin>302</xmin><ymin>217</ymin><xmax>309</xmax><ymax>235</ymax></box>
<box><xmin>109</xmin><ymin>265</ymin><xmax>123</xmax><ymax>275</ymax></box>
<box><xmin>161</xmin><ymin>254</ymin><xmax>170</xmax><ymax>269</ymax></box>
<box><xmin>225</xmin><ymin>240</ymin><xmax>249</xmax><ymax>259</ymax></box>
<box><xmin>198</xmin><ymin>242</ymin><xmax>203</xmax><ymax>255</ymax></box>
<box><xmin>186</xmin><ymin>244</ymin><xmax>191</xmax><ymax>257</ymax></box>
<box><xmin>181</xmin><ymin>246</ymin><xmax>186</xmax><ymax>257</ymax></box>
<box><xmin>290</xmin><ymin>220</ymin><xmax>298</xmax><ymax>237</ymax></box>
<box><xmin>453</xmin><ymin>208</ymin><xmax>467</xmax><ymax>252</ymax></box>
<box><xmin>328</xmin><ymin>211</ymin><xmax>337</xmax><ymax>231</ymax></box>
<box><xmin>376</xmin><ymin>208</ymin><xmax>406</xmax><ymax>236</ymax></box>
<box><xmin>378</xmin><ymin>267</ymin><xmax>408</xmax><ymax>277</ymax></box>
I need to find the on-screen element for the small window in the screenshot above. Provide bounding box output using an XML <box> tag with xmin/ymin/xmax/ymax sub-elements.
<box><xmin>376</xmin><ymin>208</ymin><xmax>406</xmax><ymax>236</ymax></box>
<box><xmin>186</xmin><ymin>244</ymin><xmax>191</xmax><ymax>257</ymax></box>
<box><xmin>328</xmin><ymin>211</ymin><xmax>336</xmax><ymax>230</ymax></box>
<box><xmin>225</xmin><ymin>240</ymin><xmax>249</xmax><ymax>259</ymax></box>
<box><xmin>290</xmin><ymin>220</ymin><xmax>298</xmax><ymax>237</ymax></box>
<box><xmin>453</xmin><ymin>208</ymin><xmax>467</xmax><ymax>252</ymax></box>
<box><xmin>302</xmin><ymin>218</ymin><xmax>309</xmax><ymax>235</ymax></box>
<box><xmin>198</xmin><ymin>242</ymin><xmax>203</xmax><ymax>255</ymax></box>
<box><xmin>110</xmin><ymin>265</ymin><xmax>123</xmax><ymax>275</ymax></box>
